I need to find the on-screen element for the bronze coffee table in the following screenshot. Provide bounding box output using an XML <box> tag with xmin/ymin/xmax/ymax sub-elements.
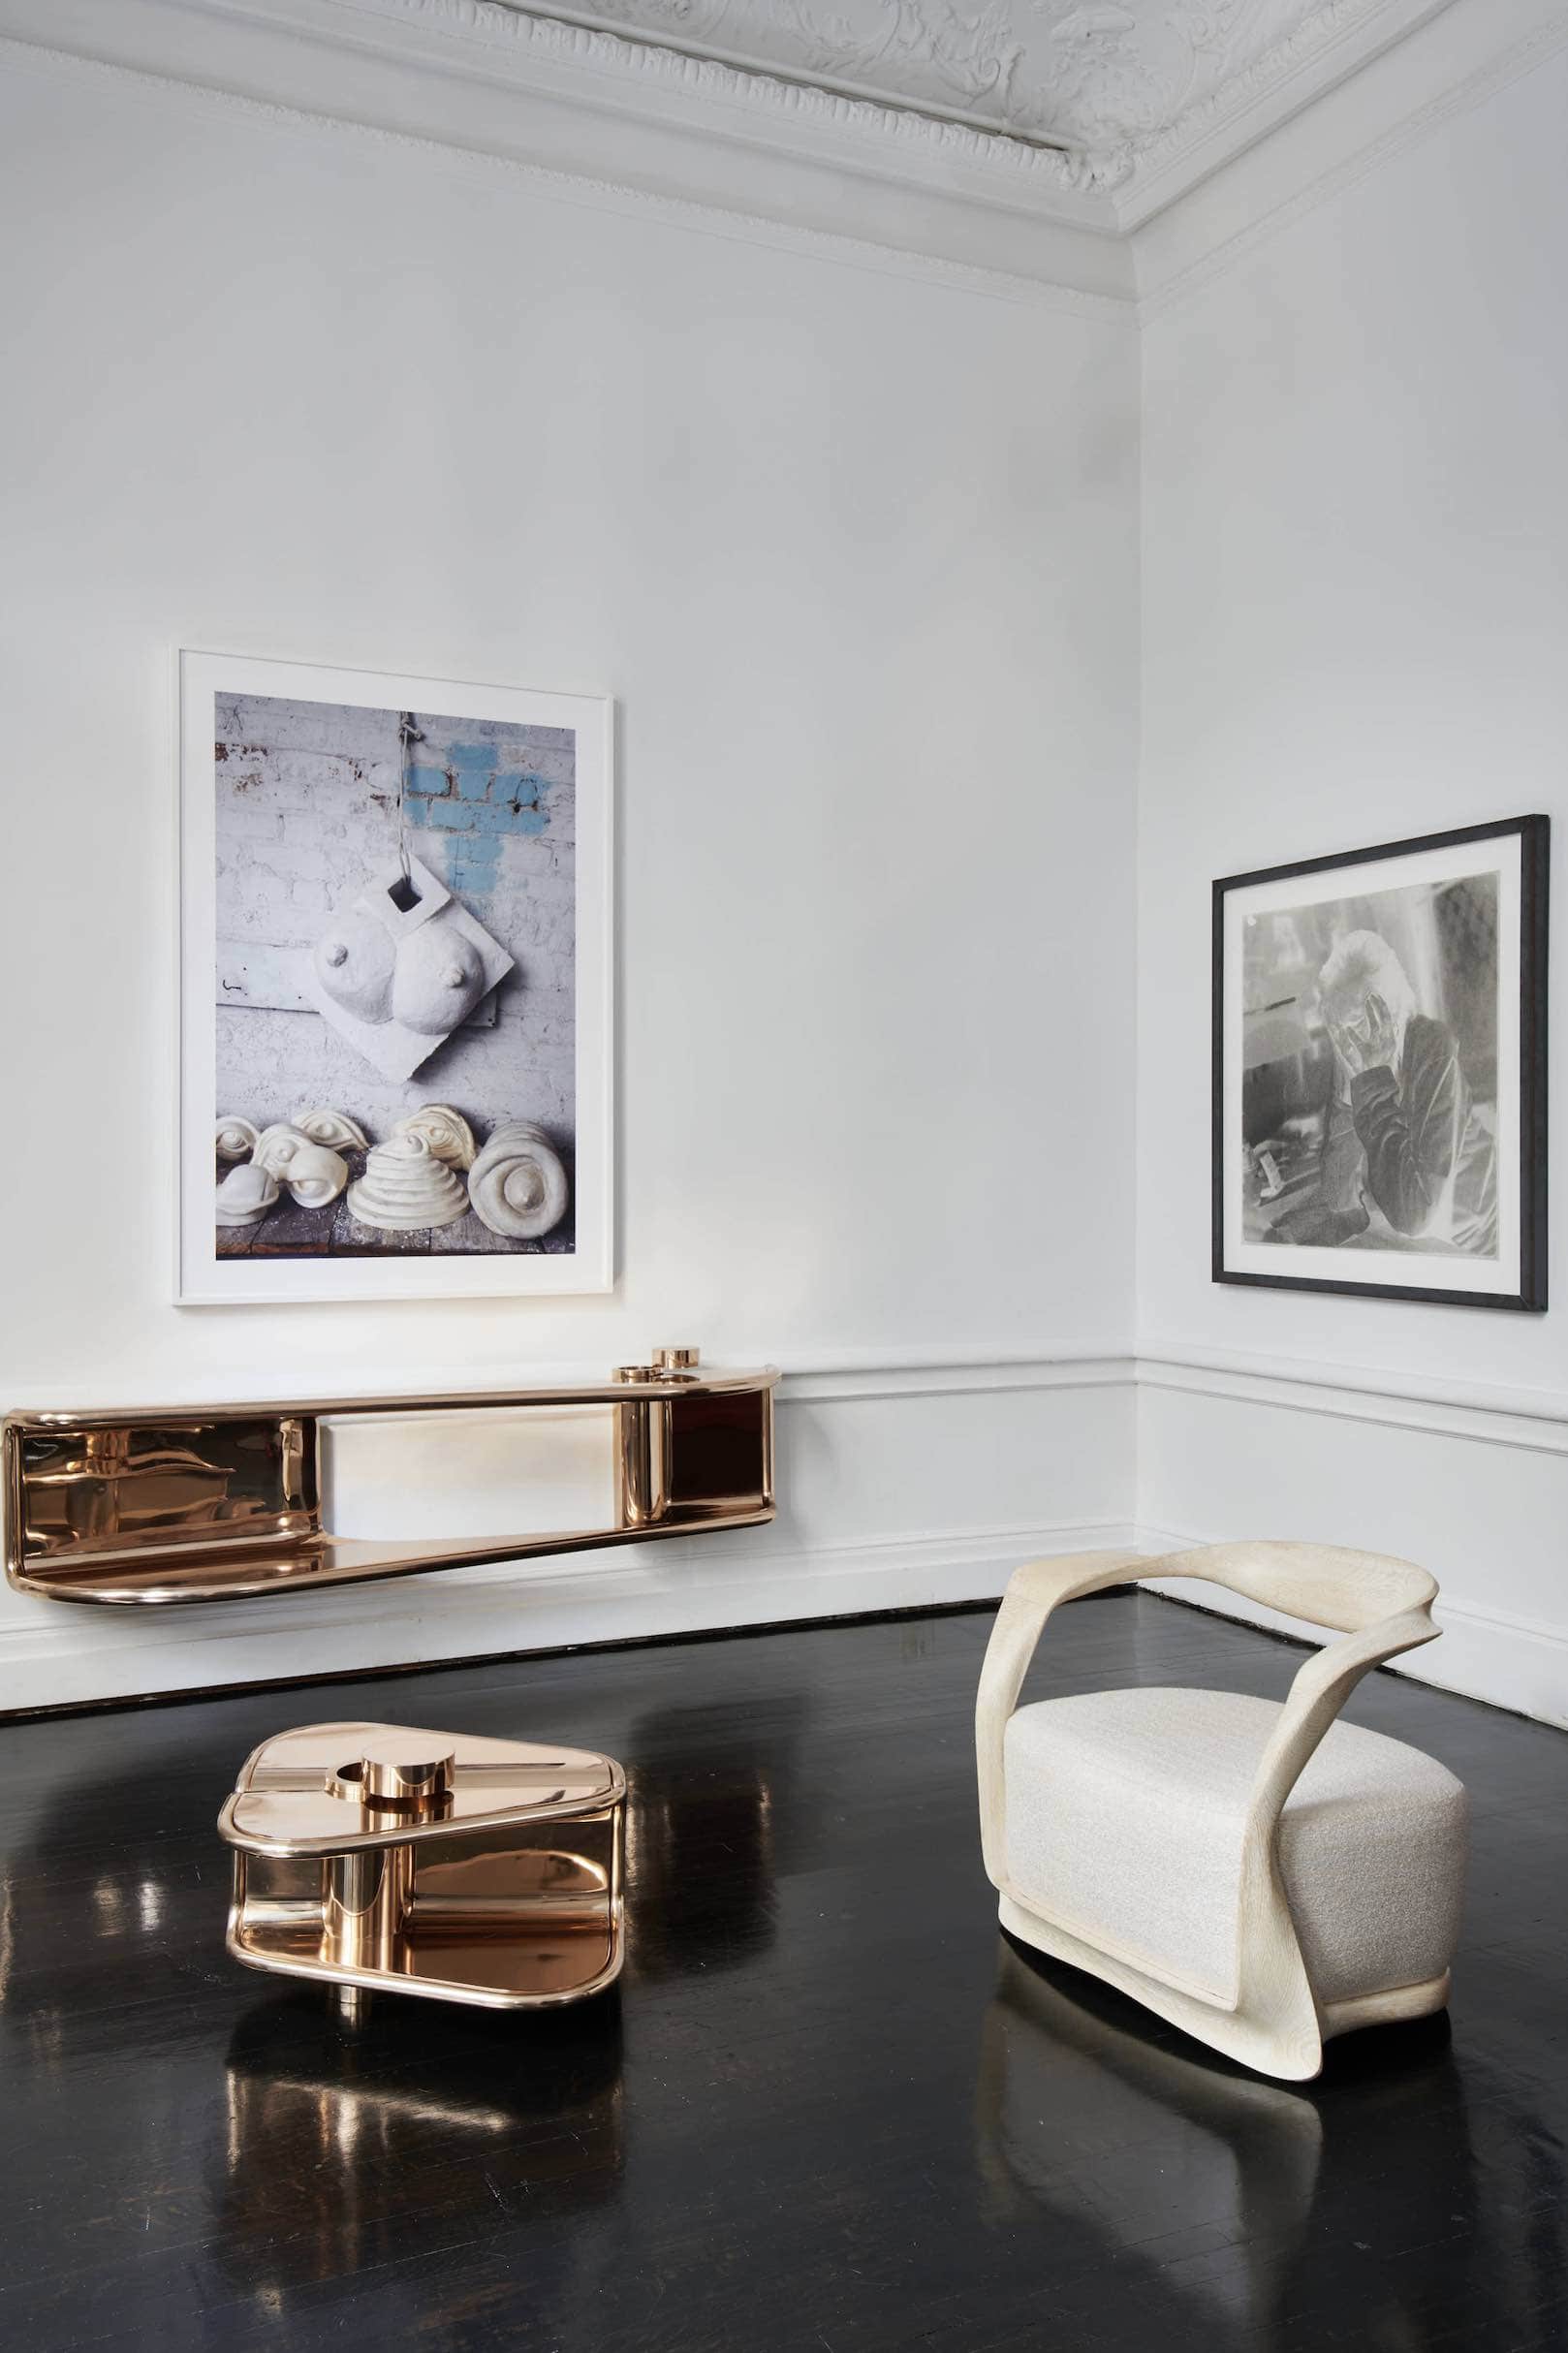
<box><xmin>219</xmin><ymin>1720</ymin><xmax>625</xmax><ymax>2019</ymax></box>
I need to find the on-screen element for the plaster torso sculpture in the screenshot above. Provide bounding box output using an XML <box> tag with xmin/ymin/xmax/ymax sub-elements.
<box><xmin>467</xmin><ymin>1121</ymin><xmax>570</xmax><ymax>1240</ymax></box>
<box><xmin>348</xmin><ymin>1131</ymin><xmax>468</xmax><ymax>1232</ymax></box>
<box><xmin>307</xmin><ymin>855</ymin><xmax>514</xmax><ymax>1083</ymax></box>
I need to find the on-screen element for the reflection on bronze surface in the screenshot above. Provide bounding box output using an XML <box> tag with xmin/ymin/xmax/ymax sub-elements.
<box><xmin>4</xmin><ymin>1352</ymin><xmax>775</xmax><ymax>1604</ymax></box>
<box><xmin>218</xmin><ymin>1992</ymin><xmax>624</xmax><ymax>2295</ymax></box>
<box><xmin>221</xmin><ymin>1722</ymin><xmax>626</xmax><ymax>2014</ymax></box>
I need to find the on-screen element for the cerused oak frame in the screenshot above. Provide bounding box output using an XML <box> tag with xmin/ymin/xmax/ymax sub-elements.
<box><xmin>977</xmin><ymin>1541</ymin><xmax>1450</xmax><ymax>2083</ymax></box>
<box><xmin>1211</xmin><ymin>814</ymin><xmax>1550</xmax><ymax>1310</ymax></box>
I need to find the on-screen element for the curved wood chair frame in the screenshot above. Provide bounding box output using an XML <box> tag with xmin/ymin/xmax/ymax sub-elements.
<box><xmin>976</xmin><ymin>1543</ymin><xmax>1448</xmax><ymax>2082</ymax></box>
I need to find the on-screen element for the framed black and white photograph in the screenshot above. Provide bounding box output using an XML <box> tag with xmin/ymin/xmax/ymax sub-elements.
<box><xmin>1213</xmin><ymin>816</ymin><xmax>1549</xmax><ymax>1310</ymax></box>
<box><xmin>177</xmin><ymin>651</ymin><xmax>612</xmax><ymax>1303</ymax></box>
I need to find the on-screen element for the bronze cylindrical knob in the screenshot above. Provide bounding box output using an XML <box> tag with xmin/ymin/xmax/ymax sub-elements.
<box><xmin>329</xmin><ymin>1735</ymin><xmax>455</xmax><ymax>1808</ymax></box>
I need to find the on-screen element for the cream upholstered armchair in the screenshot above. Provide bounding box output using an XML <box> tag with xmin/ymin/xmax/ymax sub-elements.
<box><xmin>976</xmin><ymin>1544</ymin><xmax>1468</xmax><ymax>2082</ymax></box>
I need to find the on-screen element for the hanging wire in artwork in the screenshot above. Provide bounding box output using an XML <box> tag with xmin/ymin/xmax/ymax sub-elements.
<box><xmin>396</xmin><ymin>710</ymin><xmax>424</xmax><ymax>883</ymax></box>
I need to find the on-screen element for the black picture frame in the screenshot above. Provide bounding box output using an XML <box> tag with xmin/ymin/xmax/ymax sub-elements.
<box><xmin>1212</xmin><ymin>815</ymin><xmax>1550</xmax><ymax>1311</ymax></box>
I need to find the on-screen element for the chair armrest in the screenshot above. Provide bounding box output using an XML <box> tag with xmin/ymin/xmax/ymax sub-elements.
<box><xmin>1244</xmin><ymin>1604</ymin><xmax>1441</xmax><ymax>1853</ymax></box>
<box><xmin>976</xmin><ymin>1550</ymin><xmax>1145</xmax><ymax>1886</ymax></box>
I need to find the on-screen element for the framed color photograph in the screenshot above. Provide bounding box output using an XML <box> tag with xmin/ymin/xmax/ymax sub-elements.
<box><xmin>178</xmin><ymin>651</ymin><xmax>612</xmax><ymax>1303</ymax></box>
<box><xmin>1213</xmin><ymin>816</ymin><xmax>1549</xmax><ymax>1310</ymax></box>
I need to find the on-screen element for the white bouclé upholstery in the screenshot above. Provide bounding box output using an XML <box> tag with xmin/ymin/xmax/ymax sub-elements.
<box><xmin>1004</xmin><ymin>1687</ymin><xmax>1469</xmax><ymax>2008</ymax></box>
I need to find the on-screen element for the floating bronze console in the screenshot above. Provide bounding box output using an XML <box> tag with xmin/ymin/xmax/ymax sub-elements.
<box><xmin>220</xmin><ymin>1721</ymin><xmax>625</xmax><ymax>2017</ymax></box>
<box><xmin>3</xmin><ymin>1350</ymin><xmax>775</xmax><ymax>1605</ymax></box>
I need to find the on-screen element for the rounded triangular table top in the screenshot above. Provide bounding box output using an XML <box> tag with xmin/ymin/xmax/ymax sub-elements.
<box><xmin>220</xmin><ymin>1720</ymin><xmax>625</xmax><ymax>1855</ymax></box>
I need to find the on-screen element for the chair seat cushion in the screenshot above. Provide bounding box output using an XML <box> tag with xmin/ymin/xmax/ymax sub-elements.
<box><xmin>1004</xmin><ymin>1687</ymin><xmax>1467</xmax><ymax>2007</ymax></box>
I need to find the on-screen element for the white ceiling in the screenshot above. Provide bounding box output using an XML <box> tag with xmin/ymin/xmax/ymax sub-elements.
<box><xmin>500</xmin><ymin>1</ymin><xmax>1409</xmax><ymax>172</ymax></box>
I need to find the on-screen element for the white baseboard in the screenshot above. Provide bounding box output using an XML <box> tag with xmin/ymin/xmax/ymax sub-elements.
<box><xmin>1135</xmin><ymin>1348</ymin><xmax>1568</xmax><ymax>1731</ymax></box>
<box><xmin>0</xmin><ymin>1517</ymin><xmax>1137</xmax><ymax>1713</ymax></box>
<box><xmin>7</xmin><ymin>1495</ymin><xmax>1563</xmax><ymax>1727</ymax></box>
<box><xmin>0</xmin><ymin>1353</ymin><xmax>1138</xmax><ymax>1711</ymax></box>
<box><xmin>1137</xmin><ymin>1520</ymin><xmax>1568</xmax><ymax>1733</ymax></box>
<box><xmin>7</xmin><ymin>1341</ymin><xmax>1567</xmax><ymax>1728</ymax></box>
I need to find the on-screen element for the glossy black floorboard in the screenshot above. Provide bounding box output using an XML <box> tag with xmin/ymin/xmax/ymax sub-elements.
<box><xmin>0</xmin><ymin>1592</ymin><xmax>1564</xmax><ymax>2353</ymax></box>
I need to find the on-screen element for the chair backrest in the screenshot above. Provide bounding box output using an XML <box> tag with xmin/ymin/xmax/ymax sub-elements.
<box><xmin>1148</xmin><ymin>1542</ymin><xmax>1437</xmax><ymax>1636</ymax></box>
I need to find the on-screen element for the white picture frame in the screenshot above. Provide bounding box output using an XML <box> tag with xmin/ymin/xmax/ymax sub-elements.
<box><xmin>177</xmin><ymin>650</ymin><xmax>613</xmax><ymax>1303</ymax></box>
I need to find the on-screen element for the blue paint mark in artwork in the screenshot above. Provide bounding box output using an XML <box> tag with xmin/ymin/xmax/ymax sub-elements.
<box><xmin>449</xmin><ymin>742</ymin><xmax>496</xmax><ymax>801</ymax></box>
<box><xmin>404</xmin><ymin>753</ymin><xmax>554</xmax><ymax>907</ymax></box>
<box><xmin>468</xmin><ymin>800</ymin><xmax>547</xmax><ymax>835</ymax></box>
<box><xmin>449</xmin><ymin>831</ymin><xmax>502</xmax><ymax>900</ymax></box>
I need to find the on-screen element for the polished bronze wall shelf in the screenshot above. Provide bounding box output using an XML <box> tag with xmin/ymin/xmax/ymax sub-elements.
<box><xmin>3</xmin><ymin>1350</ymin><xmax>775</xmax><ymax>1606</ymax></box>
<box><xmin>221</xmin><ymin>1720</ymin><xmax>625</xmax><ymax>2017</ymax></box>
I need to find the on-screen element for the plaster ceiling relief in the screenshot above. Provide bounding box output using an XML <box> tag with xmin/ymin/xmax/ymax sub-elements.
<box><xmin>499</xmin><ymin>0</ymin><xmax>1382</xmax><ymax>166</ymax></box>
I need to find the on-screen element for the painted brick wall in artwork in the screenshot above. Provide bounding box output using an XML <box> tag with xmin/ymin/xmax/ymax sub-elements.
<box><xmin>214</xmin><ymin>695</ymin><xmax>576</xmax><ymax>1149</ymax></box>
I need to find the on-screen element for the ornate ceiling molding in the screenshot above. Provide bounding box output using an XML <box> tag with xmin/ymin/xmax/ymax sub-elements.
<box><xmin>470</xmin><ymin>0</ymin><xmax>1459</xmax><ymax>191</ymax></box>
<box><xmin>0</xmin><ymin>0</ymin><xmax>1541</xmax><ymax>305</ymax></box>
<box><xmin>227</xmin><ymin>0</ymin><xmax>1458</xmax><ymax>203</ymax></box>
<box><xmin>510</xmin><ymin>0</ymin><xmax>1324</xmax><ymax>154</ymax></box>
<box><xmin>310</xmin><ymin>0</ymin><xmax>1110</xmax><ymax>188</ymax></box>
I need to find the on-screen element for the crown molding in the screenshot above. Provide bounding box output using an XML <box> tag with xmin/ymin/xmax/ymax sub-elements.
<box><xmin>1</xmin><ymin>0</ymin><xmax>1561</xmax><ymax>318</ymax></box>
<box><xmin>0</xmin><ymin>0</ymin><xmax>1135</xmax><ymax>300</ymax></box>
<box><xmin>6</xmin><ymin>0</ymin><xmax>1553</xmax><ymax>317</ymax></box>
<box><xmin>254</xmin><ymin>2</ymin><xmax>1460</xmax><ymax>218</ymax></box>
<box><xmin>172</xmin><ymin>0</ymin><xmax>1470</xmax><ymax>227</ymax></box>
<box><xmin>1134</xmin><ymin>0</ymin><xmax>1568</xmax><ymax>312</ymax></box>
<box><xmin>1113</xmin><ymin>0</ymin><xmax>1458</xmax><ymax>228</ymax></box>
<box><xmin>0</xmin><ymin>41</ymin><xmax>1126</xmax><ymax>324</ymax></box>
<box><xmin>272</xmin><ymin>0</ymin><xmax>1112</xmax><ymax>195</ymax></box>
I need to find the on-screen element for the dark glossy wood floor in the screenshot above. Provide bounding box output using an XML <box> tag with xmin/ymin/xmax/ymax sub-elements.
<box><xmin>1</xmin><ymin>1592</ymin><xmax>1564</xmax><ymax>2352</ymax></box>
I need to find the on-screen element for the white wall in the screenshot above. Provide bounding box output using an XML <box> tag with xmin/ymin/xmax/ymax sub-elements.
<box><xmin>11</xmin><ymin>14</ymin><xmax>1567</xmax><ymax>1729</ymax></box>
<box><xmin>1137</xmin><ymin>44</ymin><xmax>1568</xmax><ymax>1726</ymax></box>
<box><xmin>0</xmin><ymin>45</ymin><xmax>1141</xmax><ymax>1705</ymax></box>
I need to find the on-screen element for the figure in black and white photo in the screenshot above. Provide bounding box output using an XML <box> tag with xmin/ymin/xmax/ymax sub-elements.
<box><xmin>1263</xmin><ymin>929</ymin><xmax>1497</xmax><ymax>1255</ymax></box>
<box><xmin>1239</xmin><ymin>873</ymin><xmax>1501</xmax><ymax>1260</ymax></box>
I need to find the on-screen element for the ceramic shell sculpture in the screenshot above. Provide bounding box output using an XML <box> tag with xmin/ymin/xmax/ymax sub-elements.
<box><xmin>348</xmin><ymin>1131</ymin><xmax>467</xmax><ymax>1232</ymax></box>
<box><xmin>394</xmin><ymin>1104</ymin><xmax>478</xmax><ymax>1171</ymax></box>
<box><xmin>252</xmin><ymin>1122</ymin><xmax>309</xmax><ymax>1177</ymax></box>
<box><xmin>468</xmin><ymin>1121</ymin><xmax>569</xmax><ymax>1241</ymax></box>
<box><xmin>252</xmin><ymin>1122</ymin><xmax>349</xmax><ymax>1209</ymax></box>
<box><xmin>295</xmin><ymin>1108</ymin><xmax>369</xmax><ymax>1153</ymax></box>
<box><xmin>280</xmin><ymin>1142</ymin><xmax>349</xmax><ymax>1209</ymax></box>
<box><xmin>215</xmin><ymin>1164</ymin><xmax>279</xmax><ymax>1226</ymax></box>
<box><xmin>216</xmin><ymin>1116</ymin><xmax>260</xmax><ymax>1164</ymax></box>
